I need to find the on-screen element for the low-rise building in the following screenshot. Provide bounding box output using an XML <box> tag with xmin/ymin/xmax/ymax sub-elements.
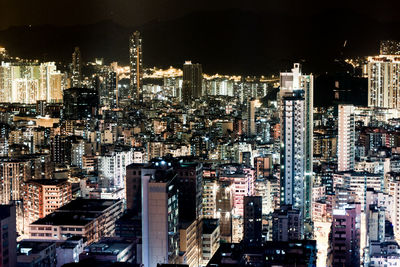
<box><xmin>17</xmin><ymin>241</ymin><xmax>57</xmax><ymax>267</ymax></box>
<box><xmin>79</xmin><ymin>237</ymin><xmax>135</xmax><ymax>263</ymax></box>
<box><xmin>56</xmin><ymin>237</ymin><xmax>85</xmax><ymax>267</ymax></box>
<box><xmin>28</xmin><ymin>199</ymin><xmax>123</xmax><ymax>245</ymax></box>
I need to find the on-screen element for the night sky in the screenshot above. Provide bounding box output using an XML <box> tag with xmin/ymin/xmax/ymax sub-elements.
<box><xmin>1</xmin><ymin>0</ymin><xmax>400</xmax><ymax>74</ymax></box>
<box><xmin>1</xmin><ymin>0</ymin><xmax>400</xmax><ymax>29</ymax></box>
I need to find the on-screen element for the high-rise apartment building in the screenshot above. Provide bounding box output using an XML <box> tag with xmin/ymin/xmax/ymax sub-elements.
<box><xmin>71</xmin><ymin>47</ymin><xmax>82</xmax><ymax>87</ymax></box>
<box><xmin>182</xmin><ymin>61</ymin><xmax>203</xmax><ymax>104</ymax></box>
<box><xmin>387</xmin><ymin>175</ymin><xmax>400</xmax><ymax>242</ymax></box>
<box><xmin>125</xmin><ymin>157</ymin><xmax>203</xmax><ymax>265</ymax></box>
<box><xmin>176</xmin><ymin>161</ymin><xmax>203</xmax><ymax>222</ymax></box>
<box><xmin>23</xmin><ymin>179</ymin><xmax>72</xmax><ymax>227</ymax></box>
<box><xmin>247</xmin><ymin>99</ymin><xmax>258</xmax><ymax>137</ymax></box>
<box><xmin>129</xmin><ymin>31</ymin><xmax>143</xmax><ymax>102</ymax></box>
<box><xmin>380</xmin><ymin>40</ymin><xmax>400</xmax><ymax>55</ymax></box>
<box><xmin>201</xmin><ymin>219</ymin><xmax>220</xmax><ymax>265</ymax></box>
<box><xmin>337</xmin><ymin>104</ymin><xmax>355</xmax><ymax>171</ymax></box>
<box><xmin>279</xmin><ymin>89</ymin><xmax>305</xmax><ymax>219</ymax></box>
<box><xmin>203</xmin><ymin>177</ymin><xmax>218</xmax><ymax>219</ymax></box>
<box><xmin>179</xmin><ymin>220</ymin><xmax>200</xmax><ymax>267</ymax></box>
<box><xmin>216</xmin><ymin>180</ymin><xmax>233</xmax><ymax>242</ymax></box>
<box><xmin>367</xmin><ymin>56</ymin><xmax>400</xmax><ymax>109</ymax></box>
<box><xmin>0</xmin><ymin>62</ymin><xmax>62</xmax><ymax>104</ymax></box>
<box><xmin>141</xmin><ymin>169</ymin><xmax>179</xmax><ymax>266</ymax></box>
<box><xmin>0</xmin><ymin>123</ymin><xmax>11</xmax><ymax>157</ymax></box>
<box><xmin>218</xmin><ymin>165</ymin><xmax>255</xmax><ymax>217</ymax></box>
<box><xmin>106</xmin><ymin>70</ymin><xmax>118</xmax><ymax>108</ymax></box>
<box><xmin>279</xmin><ymin>63</ymin><xmax>313</xmax><ymax>222</ymax></box>
<box><xmin>40</xmin><ymin>62</ymin><xmax>63</xmax><ymax>102</ymax></box>
<box><xmin>328</xmin><ymin>205</ymin><xmax>361</xmax><ymax>267</ymax></box>
<box><xmin>0</xmin><ymin>158</ymin><xmax>32</xmax><ymax>205</ymax></box>
<box><xmin>99</xmin><ymin>147</ymin><xmax>133</xmax><ymax>189</ymax></box>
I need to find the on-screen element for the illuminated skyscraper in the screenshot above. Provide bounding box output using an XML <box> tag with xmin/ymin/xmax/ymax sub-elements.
<box><xmin>380</xmin><ymin>40</ymin><xmax>400</xmax><ymax>55</ymax></box>
<box><xmin>279</xmin><ymin>89</ymin><xmax>305</xmax><ymax>223</ymax></box>
<box><xmin>129</xmin><ymin>31</ymin><xmax>143</xmax><ymax>102</ymax></box>
<box><xmin>0</xmin><ymin>62</ymin><xmax>61</xmax><ymax>104</ymax></box>
<box><xmin>182</xmin><ymin>61</ymin><xmax>203</xmax><ymax>104</ymax></box>
<box><xmin>71</xmin><ymin>47</ymin><xmax>82</xmax><ymax>87</ymax></box>
<box><xmin>40</xmin><ymin>62</ymin><xmax>62</xmax><ymax>103</ymax></box>
<box><xmin>247</xmin><ymin>99</ymin><xmax>257</xmax><ymax>137</ymax></box>
<box><xmin>337</xmin><ymin>104</ymin><xmax>355</xmax><ymax>172</ymax></box>
<box><xmin>106</xmin><ymin>70</ymin><xmax>118</xmax><ymax>108</ymax></box>
<box><xmin>367</xmin><ymin>55</ymin><xmax>400</xmax><ymax>109</ymax></box>
<box><xmin>279</xmin><ymin>63</ymin><xmax>314</xmax><ymax>224</ymax></box>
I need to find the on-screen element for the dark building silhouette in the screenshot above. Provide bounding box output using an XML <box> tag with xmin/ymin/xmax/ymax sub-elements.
<box><xmin>125</xmin><ymin>157</ymin><xmax>203</xmax><ymax>265</ymax></box>
<box><xmin>126</xmin><ymin>157</ymin><xmax>203</xmax><ymax>221</ymax></box>
<box><xmin>62</xmin><ymin>88</ymin><xmax>99</xmax><ymax>120</ymax></box>
<box><xmin>243</xmin><ymin>196</ymin><xmax>262</xmax><ymax>244</ymax></box>
<box><xmin>105</xmin><ymin>71</ymin><xmax>118</xmax><ymax>108</ymax></box>
<box><xmin>216</xmin><ymin>180</ymin><xmax>233</xmax><ymax>242</ymax></box>
<box><xmin>207</xmin><ymin>241</ymin><xmax>317</xmax><ymax>266</ymax></box>
<box><xmin>0</xmin><ymin>205</ymin><xmax>17</xmax><ymax>267</ymax></box>
<box><xmin>72</xmin><ymin>47</ymin><xmax>82</xmax><ymax>87</ymax></box>
<box><xmin>182</xmin><ymin>61</ymin><xmax>202</xmax><ymax>104</ymax></box>
<box><xmin>176</xmin><ymin>160</ymin><xmax>203</xmax><ymax>222</ymax></box>
<box><xmin>272</xmin><ymin>205</ymin><xmax>302</xmax><ymax>242</ymax></box>
<box><xmin>328</xmin><ymin>205</ymin><xmax>361</xmax><ymax>267</ymax></box>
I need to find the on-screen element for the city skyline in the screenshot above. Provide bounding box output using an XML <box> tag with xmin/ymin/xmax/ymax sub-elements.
<box><xmin>2</xmin><ymin>2</ymin><xmax>400</xmax><ymax>267</ymax></box>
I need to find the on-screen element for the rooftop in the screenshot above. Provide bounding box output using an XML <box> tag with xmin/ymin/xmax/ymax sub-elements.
<box><xmin>26</xmin><ymin>179</ymin><xmax>69</xmax><ymax>186</ymax></box>
<box><xmin>57</xmin><ymin>198</ymin><xmax>120</xmax><ymax>213</ymax></box>
<box><xmin>84</xmin><ymin>238</ymin><xmax>133</xmax><ymax>255</ymax></box>
<box><xmin>31</xmin><ymin>198</ymin><xmax>121</xmax><ymax>226</ymax></box>
<box><xmin>32</xmin><ymin>211</ymin><xmax>99</xmax><ymax>226</ymax></box>
<box><xmin>18</xmin><ymin>240</ymin><xmax>55</xmax><ymax>255</ymax></box>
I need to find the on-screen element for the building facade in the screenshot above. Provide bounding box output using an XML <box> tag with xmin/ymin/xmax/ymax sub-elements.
<box><xmin>367</xmin><ymin>56</ymin><xmax>400</xmax><ymax>109</ymax></box>
<box><xmin>337</xmin><ymin>105</ymin><xmax>355</xmax><ymax>172</ymax></box>
<box><xmin>23</xmin><ymin>179</ymin><xmax>72</xmax><ymax>228</ymax></box>
<box><xmin>0</xmin><ymin>205</ymin><xmax>16</xmax><ymax>267</ymax></box>
<box><xmin>129</xmin><ymin>31</ymin><xmax>143</xmax><ymax>101</ymax></box>
<box><xmin>280</xmin><ymin>63</ymin><xmax>314</xmax><ymax>222</ymax></box>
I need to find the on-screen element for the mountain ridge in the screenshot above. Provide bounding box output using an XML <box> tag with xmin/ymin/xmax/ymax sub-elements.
<box><xmin>0</xmin><ymin>8</ymin><xmax>397</xmax><ymax>75</ymax></box>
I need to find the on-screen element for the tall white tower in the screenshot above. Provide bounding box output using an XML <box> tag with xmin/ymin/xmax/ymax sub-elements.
<box><xmin>279</xmin><ymin>90</ymin><xmax>305</xmax><ymax>212</ymax></box>
<box><xmin>367</xmin><ymin>55</ymin><xmax>400</xmax><ymax>109</ymax></box>
<box><xmin>337</xmin><ymin>104</ymin><xmax>355</xmax><ymax>172</ymax></box>
<box><xmin>279</xmin><ymin>63</ymin><xmax>314</xmax><ymax>223</ymax></box>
